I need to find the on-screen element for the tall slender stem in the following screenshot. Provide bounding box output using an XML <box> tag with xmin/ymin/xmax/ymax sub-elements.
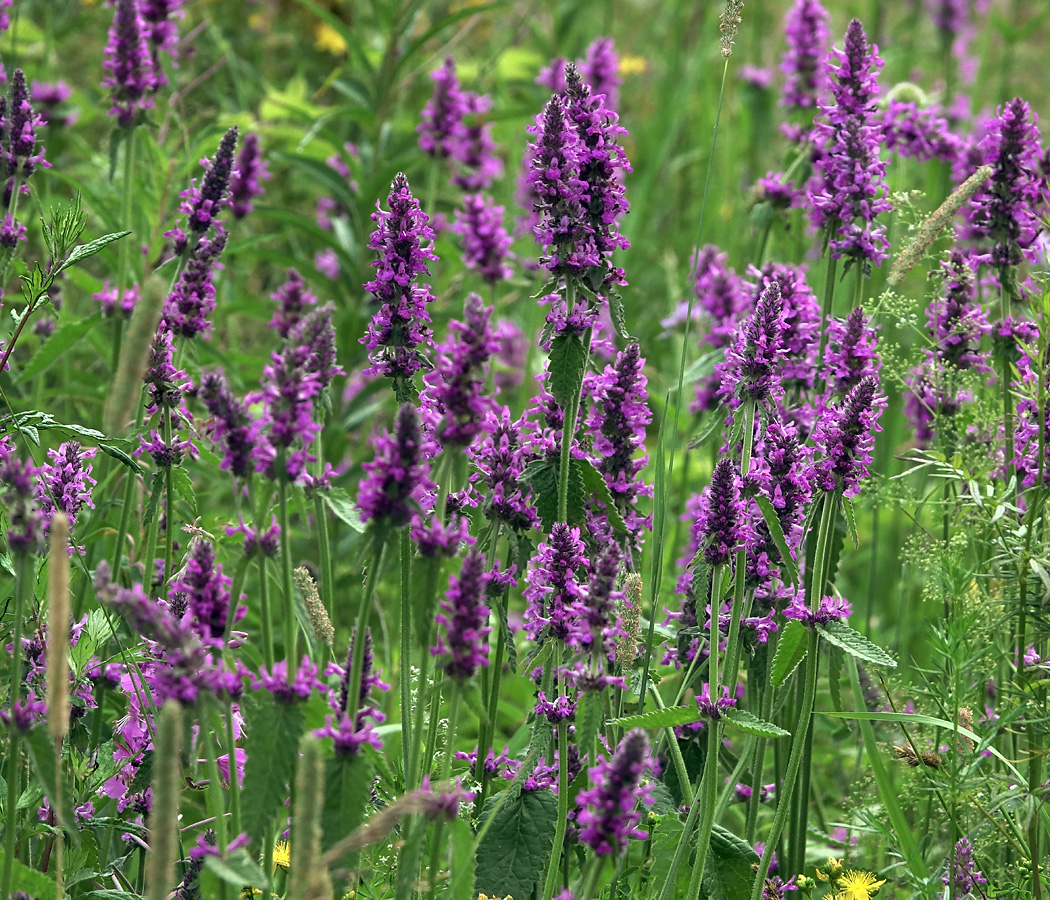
<box><xmin>1</xmin><ymin>552</ymin><xmax>30</xmax><ymax>900</ymax></box>
<box><xmin>541</xmin><ymin>645</ymin><xmax>569</xmax><ymax>900</ymax></box>
<box><xmin>277</xmin><ymin>470</ymin><xmax>297</xmax><ymax>680</ymax></box>
<box><xmin>346</xmin><ymin>535</ymin><xmax>387</xmax><ymax>727</ymax></box>
<box><xmin>400</xmin><ymin>529</ymin><xmax>413</xmax><ymax>787</ymax></box>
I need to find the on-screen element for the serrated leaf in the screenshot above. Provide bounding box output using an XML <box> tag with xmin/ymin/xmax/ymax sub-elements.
<box><xmin>576</xmin><ymin>691</ymin><xmax>604</xmax><ymax>764</ymax></box>
<box><xmin>322</xmin><ymin>487</ymin><xmax>366</xmax><ymax>532</ymax></box>
<box><xmin>723</xmin><ymin>707</ymin><xmax>789</xmax><ymax>738</ymax></box>
<box><xmin>171</xmin><ymin>466</ymin><xmax>196</xmax><ymax>512</ymax></box>
<box><xmin>607</xmin><ymin>290</ymin><xmax>633</xmax><ymax>340</ymax></box>
<box><xmin>548</xmin><ymin>332</ymin><xmax>588</xmax><ymax>410</ymax></box>
<box><xmin>574</xmin><ymin>457</ymin><xmax>628</xmax><ymax>534</ymax></box>
<box><xmin>817</xmin><ymin>621</ymin><xmax>897</xmax><ymax>668</ymax></box>
<box><xmin>516</xmin><ymin>638</ymin><xmax>552</xmax><ymax>677</ymax></box>
<box><xmin>16</xmin><ymin>314</ymin><xmax>102</xmax><ymax>383</ymax></box>
<box><xmin>649</xmin><ymin>814</ymin><xmax>687</xmax><ymax>897</ymax></box>
<box><xmin>450</xmin><ymin>818</ymin><xmax>475</xmax><ymax>900</ymax></box>
<box><xmin>57</xmin><ymin>230</ymin><xmax>132</xmax><ymax>274</ymax></box>
<box><xmin>770</xmin><ymin>619</ymin><xmax>808</xmax><ymax>688</ymax></box>
<box><xmin>0</xmin><ymin>845</ymin><xmax>58</xmax><ymax>898</ymax></box>
<box><xmin>204</xmin><ymin>848</ymin><xmax>268</xmax><ymax>888</ymax></box>
<box><xmin>321</xmin><ymin>754</ymin><xmax>373</xmax><ymax>858</ymax></box>
<box><xmin>100</xmin><ymin>440</ymin><xmax>143</xmax><ymax>473</ymax></box>
<box><xmin>23</xmin><ymin>725</ymin><xmax>80</xmax><ymax>846</ymax></box>
<box><xmin>143</xmin><ymin>470</ymin><xmax>164</xmax><ymax>528</ymax></box>
<box><xmin>704</xmin><ymin>824</ymin><xmax>758</xmax><ymax>900</ymax></box>
<box><xmin>843</xmin><ymin>496</ymin><xmax>859</xmax><ymax>549</ymax></box>
<box><xmin>753</xmin><ymin>494</ymin><xmax>799</xmax><ymax>586</ymax></box>
<box><xmin>242</xmin><ymin>696</ymin><xmax>306</xmax><ymax>850</ymax></box>
<box><xmin>474</xmin><ymin>789</ymin><xmax>558</xmax><ymax>900</ymax></box>
<box><xmin>610</xmin><ymin>706</ymin><xmax>701</xmax><ymax>730</ymax></box>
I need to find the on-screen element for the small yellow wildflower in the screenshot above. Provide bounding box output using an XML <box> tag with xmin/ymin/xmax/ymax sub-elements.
<box><xmin>315</xmin><ymin>22</ymin><xmax>348</xmax><ymax>55</ymax></box>
<box><xmin>815</xmin><ymin>857</ymin><xmax>844</xmax><ymax>882</ymax></box>
<box><xmin>477</xmin><ymin>895</ymin><xmax>513</xmax><ymax>900</ymax></box>
<box><xmin>272</xmin><ymin>840</ymin><xmax>291</xmax><ymax>872</ymax></box>
<box><xmin>241</xmin><ymin>889</ymin><xmax>261</xmax><ymax>900</ymax></box>
<box><xmin>835</xmin><ymin>869</ymin><xmax>886</xmax><ymax>900</ymax></box>
<box><xmin>618</xmin><ymin>55</ymin><xmax>647</xmax><ymax>77</ymax></box>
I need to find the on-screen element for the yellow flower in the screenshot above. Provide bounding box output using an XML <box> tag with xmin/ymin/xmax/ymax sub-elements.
<box><xmin>241</xmin><ymin>889</ymin><xmax>261</xmax><ymax>900</ymax></box>
<box><xmin>618</xmin><ymin>55</ymin><xmax>647</xmax><ymax>77</ymax></box>
<box><xmin>477</xmin><ymin>895</ymin><xmax>513</xmax><ymax>900</ymax></box>
<box><xmin>315</xmin><ymin>22</ymin><xmax>348</xmax><ymax>55</ymax></box>
<box><xmin>835</xmin><ymin>869</ymin><xmax>886</xmax><ymax>900</ymax></box>
<box><xmin>272</xmin><ymin>840</ymin><xmax>291</xmax><ymax>872</ymax></box>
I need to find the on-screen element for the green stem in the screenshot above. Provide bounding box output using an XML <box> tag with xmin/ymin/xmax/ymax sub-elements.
<box><xmin>257</xmin><ymin>555</ymin><xmax>274</xmax><ymax>670</ymax></box>
<box><xmin>657</xmin><ymin>767</ymin><xmax>706</xmax><ymax>900</ymax></box>
<box><xmin>226</xmin><ymin>701</ymin><xmax>241</xmax><ymax>840</ymax></box>
<box><xmin>313</xmin><ymin>494</ymin><xmax>335</xmax><ymax>670</ymax></box>
<box><xmin>163</xmin><ymin>412</ymin><xmax>175</xmax><ymax>590</ymax></box>
<box><xmin>2</xmin><ymin>552</ymin><xmax>30</xmax><ymax>899</ymax></box>
<box><xmin>346</xmin><ymin>535</ymin><xmax>387</xmax><ymax>727</ymax></box>
<box><xmin>400</xmin><ymin>528</ymin><xmax>412</xmax><ymax>788</ymax></box>
<box><xmin>475</xmin><ymin>580</ymin><xmax>510</xmax><ymax>812</ymax></box>
<box><xmin>647</xmin><ymin>684</ymin><xmax>693</xmax><ymax>806</ymax></box>
<box><xmin>723</xmin><ymin>402</ymin><xmax>756</xmax><ymax>692</ymax></box>
<box><xmin>441</xmin><ymin>684</ymin><xmax>462</xmax><ymax>782</ymax></box>
<box><xmin>202</xmin><ymin>719</ymin><xmax>229</xmax><ymax>900</ymax></box>
<box><xmin>277</xmin><ymin>471</ymin><xmax>297</xmax><ymax>679</ymax></box>
<box><xmin>408</xmin><ymin>558</ymin><xmax>441</xmax><ymax>792</ymax></box>
<box><xmin>816</xmin><ymin>248</ymin><xmax>839</xmax><ymax>371</ymax></box>
<box><xmin>687</xmin><ymin>721</ymin><xmax>723</xmax><ymax>900</ymax></box>
<box><xmin>556</xmin><ymin>284</ymin><xmax>585</xmax><ymax>525</ymax></box>
<box><xmin>541</xmin><ymin>647</ymin><xmax>569</xmax><ymax>900</ymax></box>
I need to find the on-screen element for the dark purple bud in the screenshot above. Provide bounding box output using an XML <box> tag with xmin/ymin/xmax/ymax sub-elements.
<box><xmin>577</xmin><ymin>730</ymin><xmax>655</xmax><ymax>856</ymax></box>
<box><xmin>432</xmin><ymin>549</ymin><xmax>491</xmax><ymax>681</ymax></box>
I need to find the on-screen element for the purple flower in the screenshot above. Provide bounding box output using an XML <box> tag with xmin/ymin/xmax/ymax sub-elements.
<box><xmin>537</xmin><ymin>57</ymin><xmax>568</xmax><ymax>94</ymax></box>
<box><xmin>748</xmin><ymin>263</ymin><xmax>820</xmax><ymax>393</ymax></box>
<box><xmin>144</xmin><ymin>328</ymin><xmax>189</xmax><ymax>413</ymax></box>
<box><xmin>357</xmin><ymin>404</ymin><xmax>431</xmax><ymax>531</ymax></box>
<box><xmin>718</xmin><ymin>281</ymin><xmax>785</xmax><ymax>408</ymax></box>
<box><xmin>94</xmin><ymin>281</ymin><xmax>139</xmax><ymax>318</ymax></box>
<box><xmin>418</xmin><ymin>57</ymin><xmax>470</xmax><ymax>160</ymax></box>
<box><xmin>35</xmin><ymin>441</ymin><xmax>97</xmax><ymax>544</ymax></box>
<box><xmin>5</xmin><ymin>70</ymin><xmax>48</xmax><ymax>180</ymax></box>
<box><xmin>821</xmin><ymin>307</ymin><xmax>881</xmax><ymax>396</ymax></box>
<box><xmin>962</xmin><ymin>98</ymin><xmax>1044</xmax><ymax>269</ymax></box>
<box><xmin>289</xmin><ymin>304</ymin><xmax>343</xmax><ymax>390</ymax></box>
<box><xmin>226</xmin><ymin>516</ymin><xmax>280</xmax><ymax>559</ymax></box>
<box><xmin>0</xmin><ymin>692</ymin><xmax>46</xmax><ymax>733</ymax></box>
<box><xmin>584</xmin><ymin>343</ymin><xmax>653</xmax><ymax>556</ymax></box>
<box><xmin>927</xmin><ymin>251</ymin><xmax>991</xmax><ymax>371</ymax></box>
<box><xmin>534</xmin><ymin>691</ymin><xmax>576</xmax><ymax>722</ymax></box>
<box><xmin>0</xmin><ymin>437</ymin><xmax>43</xmax><ymax>553</ymax></box>
<box><xmin>161</xmin><ymin>232</ymin><xmax>227</xmax><ymax>339</ymax></box>
<box><xmin>565</xmin><ymin>64</ymin><xmax>631</xmax><ymax>288</ymax></box>
<box><xmin>524</xmin><ymin>523</ymin><xmax>589</xmax><ymax>647</ymax></box>
<box><xmin>421</xmin><ymin>293</ymin><xmax>498</xmax><ymax>449</ymax></box>
<box><xmin>0</xmin><ymin>214</ymin><xmax>26</xmax><ymax>248</ymax></box>
<box><xmin>414</xmin><ymin>776</ymin><xmax>476</xmax><ymax>821</ymax></box>
<box><xmin>252</xmin><ymin>657</ymin><xmax>323</xmax><ymax>704</ymax></box>
<box><xmin>696</xmin><ymin>682</ymin><xmax>737</xmax><ymax>719</ymax></box>
<box><xmin>577</xmin><ymin>730</ymin><xmax>655</xmax><ymax>857</ymax></box>
<box><xmin>783</xmin><ymin>593</ymin><xmax>852</xmax><ymax>626</ymax></box>
<box><xmin>880</xmin><ymin>97</ymin><xmax>961</xmax><ymax>164</ymax></box>
<box><xmin>136</xmin><ymin>430</ymin><xmax>196</xmax><ymax>468</ymax></box>
<box><xmin>228</xmin><ymin>132</ymin><xmax>269</xmax><ymax>219</ymax></box>
<box><xmin>809</xmin><ymin>376</ymin><xmax>886</xmax><ymax>496</ymax></box>
<box><xmin>166</xmin><ymin>126</ymin><xmax>239</xmax><ymax>255</ymax></box>
<box><xmin>141</xmin><ymin>0</ymin><xmax>185</xmax><ymax>66</ymax></box>
<box><xmin>452</xmin><ymin>193</ymin><xmax>513</xmax><ymax>283</ymax></box>
<box><xmin>526</xmin><ymin>93</ymin><xmax>594</xmax><ymax>279</ymax></box>
<box><xmin>757</xmin><ymin>418</ymin><xmax>811</xmax><ymax>557</ymax></box>
<box><xmin>470</xmin><ymin>407</ymin><xmax>539</xmax><ymax>532</ymax></box>
<box><xmin>362</xmin><ymin>173</ymin><xmax>437</xmax><ymax>391</ymax></box>
<box><xmin>199</xmin><ymin>370</ymin><xmax>255</xmax><ymax>479</ymax></box>
<box><xmin>809</xmin><ymin>19</ymin><xmax>892</xmax><ymax>267</ymax></box>
<box><xmin>580</xmin><ymin>37</ymin><xmax>621</xmax><ymax>110</ymax></box>
<box><xmin>254</xmin><ymin>343</ymin><xmax>322</xmax><ymax>482</ymax></box>
<box><xmin>579</xmin><ymin>542</ymin><xmax>624</xmax><ymax>656</ymax></box>
<box><xmin>101</xmin><ymin>0</ymin><xmax>159</xmax><ymax>127</ymax></box>
<box><xmin>780</xmin><ymin>0</ymin><xmax>831</xmax><ymax>112</ymax></box>
<box><xmin>172</xmin><ymin>539</ymin><xmax>233</xmax><ymax>642</ymax></box>
<box><xmin>433</xmin><ymin>549</ymin><xmax>492</xmax><ymax>681</ymax></box>
<box><xmin>943</xmin><ymin>837</ymin><xmax>987</xmax><ymax>898</ymax></box>
<box><xmin>451</xmin><ymin>95</ymin><xmax>503</xmax><ymax>191</ymax></box>
<box><xmin>700</xmin><ymin>459</ymin><xmax>744</xmax><ymax>567</ymax></box>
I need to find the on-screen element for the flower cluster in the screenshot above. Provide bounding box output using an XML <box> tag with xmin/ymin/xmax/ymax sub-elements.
<box><xmin>315</xmin><ymin>628</ymin><xmax>388</xmax><ymax>756</ymax></box>
<box><xmin>35</xmin><ymin>441</ymin><xmax>97</xmax><ymax>547</ymax></box>
<box><xmin>433</xmin><ymin>549</ymin><xmax>492</xmax><ymax>681</ymax></box>
<box><xmin>453</xmin><ymin>193</ymin><xmax>514</xmax><ymax>284</ymax></box>
<box><xmin>524</xmin><ymin>523</ymin><xmax>590</xmax><ymax>647</ymax></box>
<box><xmin>809</xmin><ymin>376</ymin><xmax>886</xmax><ymax>496</ymax></box>
<box><xmin>576</xmin><ymin>730</ymin><xmax>655</xmax><ymax>856</ymax></box>
<box><xmin>102</xmin><ymin>0</ymin><xmax>159</xmax><ymax>127</ymax></box>
<box><xmin>358</xmin><ymin>404</ymin><xmax>431</xmax><ymax>532</ymax></box>
<box><xmin>228</xmin><ymin>132</ymin><xmax>269</xmax><ymax>219</ymax></box>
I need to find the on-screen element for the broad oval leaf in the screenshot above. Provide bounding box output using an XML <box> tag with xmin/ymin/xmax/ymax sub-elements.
<box><xmin>817</xmin><ymin>620</ymin><xmax>897</xmax><ymax>668</ymax></box>
<box><xmin>610</xmin><ymin>705</ymin><xmax>701</xmax><ymax>730</ymax></box>
<box><xmin>770</xmin><ymin>619</ymin><xmax>808</xmax><ymax>688</ymax></box>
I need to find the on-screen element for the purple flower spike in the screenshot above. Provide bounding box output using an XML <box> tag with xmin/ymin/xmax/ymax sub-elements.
<box><xmin>809</xmin><ymin>19</ymin><xmax>892</xmax><ymax>267</ymax></box>
<box><xmin>144</xmin><ymin>328</ymin><xmax>189</xmax><ymax>413</ymax></box>
<box><xmin>199</xmin><ymin>370</ymin><xmax>255</xmax><ymax>480</ymax></box>
<box><xmin>470</xmin><ymin>407</ymin><xmax>539</xmax><ymax>532</ymax></box>
<box><xmin>290</xmin><ymin>304</ymin><xmax>343</xmax><ymax>390</ymax></box>
<box><xmin>718</xmin><ymin>281</ymin><xmax>785</xmax><ymax>408</ymax></box>
<box><xmin>524</xmin><ymin>523</ymin><xmax>589</xmax><ymax>647</ymax></box>
<box><xmin>577</xmin><ymin>730</ymin><xmax>655</xmax><ymax>857</ymax></box>
<box><xmin>783</xmin><ymin>593</ymin><xmax>852</xmax><ymax>626</ymax></box>
<box><xmin>0</xmin><ymin>437</ymin><xmax>42</xmax><ymax>554</ymax></box>
<box><xmin>696</xmin><ymin>682</ymin><xmax>738</xmax><ymax>719</ymax></box>
<box><xmin>418</xmin><ymin>57</ymin><xmax>469</xmax><ymax>160</ymax></box>
<box><xmin>453</xmin><ymin>193</ymin><xmax>514</xmax><ymax>284</ymax></box>
<box><xmin>943</xmin><ymin>837</ymin><xmax>987</xmax><ymax>897</ymax></box>
<box><xmin>821</xmin><ymin>307</ymin><xmax>881</xmax><ymax>395</ymax></box>
<box><xmin>357</xmin><ymin>404</ymin><xmax>431</xmax><ymax>531</ymax></box>
<box><xmin>5</xmin><ymin>70</ymin><xmax>48</xmax><ymax>180</ymax></box>
<box><xmin>162</xmin><ymin>232</ymin><xmax>227</xmax><ymax>339</ymax></box>
<box><xmin>36</xmin><ymin>441</ymin><xmax>97</xmax><ymax>546</ymax></box>
<box><xmin>536</xmin><ymin>57</ymin><xmax>568</xmax><ymax>94</ymax></box>
<box><xmin>451</xmin><ymin>95</ymin><xmax>503</xmax><ymax>191</ymax></box>
<box><xmin>362</xmin><ymin>173</ymin><xmax>437</xmax><ymax>393</ymax></box>
<box><xmin>963</xmin><ymin>98</ymin><xmax>1044</xmax><ymax>269</ymax></box>
<box><xmin>433</xmin><ymin>549</ymin><xmax>492</xmax><ymax>681</ymax></box>
<box><xmin>252</xmin><ymin>656</ymin><xmax>323</xmax><ymax>705</ymax></box>
<box><xmin>255</xmin><ymin>342</ymin><xmax>322</xmax><ymax>482</ymax></box>
<box><xmin>579</xmin><ymin>542</ymin><xmax>624</xmax><ymax>656</ymax></box>
<box><xmin>172</xmin><ymin>539</ymin><xmax>233</xmax><ymax>642</ymax></box>
<box><xmin>270</xmin><ymin>268</ymin><xmax>317</xmax><ymax>338</ymax></box>
<box><xmin>810</xmin><ymin>376</ymin><xmax>886</xmax><ymax>496</ymax></box>
<box><xmin>102</xmin><ymin>0</ymin><xmax>159</xmax><ymax>128</ymax></box>
<box><xmin>580</xmin><ymin>37</ymin><xmax>622</xmax><ymax>110</ymax></box>
<box><xmin>700</xmin><ymin>459</ymin><xmax>744</xmax><ymax>567</ymax></box>
<box><xmin>166</xmin><ymin>126</ymin><xmax>239</xmax><ymax>255</ymax></box>
<box><xmin>421</xmin><ymin>293</ymin><xmax>498</xmax><ymax>450</ymax></box>
<box><xmin>748</xmin><ymin>263</ymin><xmax>820</xmax><ymax>392</ymax></box>
<box><xmin>228</xmin><ymin>132</ymin><xmax>269</xmax><ymax>219</ymax></box>
<box><xmin>780</xmin><ymin>0</ymin><xmax>831</xmax><ymax>112</ymax></box>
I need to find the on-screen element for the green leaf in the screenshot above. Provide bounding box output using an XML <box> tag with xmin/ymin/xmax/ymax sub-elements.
<box><xmin>516</xmin><ymin>638</ymin><xmax>553</xmax><ymax>677</ymax></box>
<box><xmin>576</xmin><ymin>691</ymin><xmax>604</xmax><ymax>763</ymax></box>
<box><xmin>171</xmin><ymin>466</ymin><xmax>196</xmax><ymax>512</ymax></box>
<box><xmin>241</xmin><ymin>696</ymin><xmax>306</xmax><ymax>850</ymax></box>
<box><xmin>723</xmin><ymin>707</ymin><xmax>789</xmax><ymax>738</ymax></box>
<box><xmin>703</xmin><ymin>824</ymin><xmax>758</xmax><ymax>900</ymax></box>
<box><xmin>143</xmin><ymin>470</ymin><xmax>165</xmax><ymax>529</ymax></box>
<box><xmin>574</xmin><ymin>457</ymin><xmax>628</xmax><ymax>534</ymax></box>
<box><xmin>548</xmin><ymin>332</ymin><xmax>588</xmax><ymax>410</ymax></box>
<box><xmin>843</xmin><ymin>496</ymin><xmax>859</xmax><ymax>549</ymax></box>
<box><xmin>322</xmin><ymin>487</ymin><xmax>366</xmax><ymax>532</ymax></box>
<box><xmin>817</xmin><ymin>620</ymin><xmax>897</xmax><ymax>668</ymax></box>
<box><xmin>204</xmin><ymin>848</ymin><xmax>268</xmax><ymax>888</ymax></box>
<box><xmin>395</xmin><ymin>817</ymin><xmax>429</xmax><ymax>900</ymax></box>
<box><xmin>770</xmin><ymin>619</ymin><xmax>808</xmax><ymax>688</ymax></box>
<box><xmin>16</xmin><ymin>314</ymin><xmax>102</xmax><ymax>383</ymax></box>
<box><xmin>57</xmin><ymin>230</ymin><xmax>132</xmax><ymax>274</ymax></box>
<box><xmin>23</xmin><ymin>725</ymin><xmax>80</xmax><ymax>846</ymax></box>
<box><xmin>610</xmin><ymin>706</ymin><xmax>701</xmax><ymax>730</ymax></box>
<box><xmin>0</xmin><ymin>844</ymin><xmax>58</xmax><ymax>898</ymax></box>
<box><xmin>518</xmin><ymin>458</ymin><xmax>559</xmax><ymax>534</ymax></box>
<box><xmin>100</xmin><ymin>440</ymin><xmax>143</xmax><ymax>473</ymax></box>
<box><xmin>474</xmin><ymin>789</ymin><xmax>558</xmax><ymax>900</ymax></box>
<box><xmin>649</xmin><ymin>814</ymin><xmax>686</xmax><ymax>897</ymax></box>
<box><xmin>753</xmin><ymin>494</ymin><xmax>799</xmax><ymax>586</ymax></box>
